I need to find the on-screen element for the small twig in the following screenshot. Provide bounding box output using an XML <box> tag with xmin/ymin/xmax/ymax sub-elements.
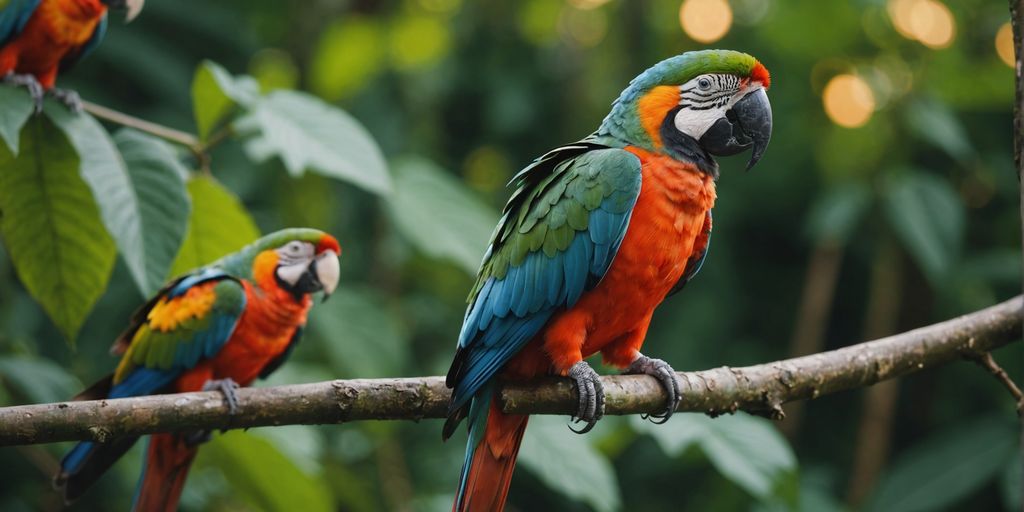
<box><xmin>966</xmin><ymin>350</ymin><xmax>1024</xmax><ymax>414</ymax></box>
<box><xmin>82</xmin><ymin>101</ymin><xmax>200</xmax><ymax>151</ymax></box>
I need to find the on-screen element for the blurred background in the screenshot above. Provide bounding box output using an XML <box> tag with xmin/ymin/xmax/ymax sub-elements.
<box><xmin>0</xmin><ymin>0</ymin><xmax>1021</xmax><ymax>510</ymax></box>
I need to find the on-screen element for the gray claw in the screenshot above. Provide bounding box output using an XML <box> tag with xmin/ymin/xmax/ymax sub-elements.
<box><xmin>47</xmin><ymin>87</ymin><xmax>82</xmax><ymax>113</ymax></box>
<box><xmin>3</xmin><ymin>72</ymin><xmax>44</xmax><ymax>113</ymax></box>
<box><xmin>203</xmin><ymin>378</ymin><xmax>241</xmax><ymax>415</ymax></box>
<box><xmin>625</xmin><ymin>355</ymin><xmax>681</xmax><ymax>423</ymax></box>
<box><xmin>567</xmin><ymin>361</ymin><xmax>604</xmax><ymax>434</ymax></box>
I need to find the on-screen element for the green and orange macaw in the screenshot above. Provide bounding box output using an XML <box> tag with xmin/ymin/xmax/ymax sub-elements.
<box><xmin>54</xmin><ymin>228</ymin><xmax>341</xmax><ymax>512</ymax></box>
<box><xmin>443</xmin><ymin>50</ymin><xmax>773</xmax><ymax>511</ymax></box>
<box><xmin>0</xmin><ymin>0</ymin><xmax>143</xmax><ymax>112</ymax></box>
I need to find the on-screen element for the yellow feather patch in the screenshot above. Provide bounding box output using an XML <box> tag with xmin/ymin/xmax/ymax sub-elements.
<box><xmin>637</xmin><ymin>85</ymin><xmax>681</xmax><ymax>148</ymax></box>
<box><xmin>147</xmin><ymin>283</ymin><xmax>218</xmax><ymax>332</ymax></box>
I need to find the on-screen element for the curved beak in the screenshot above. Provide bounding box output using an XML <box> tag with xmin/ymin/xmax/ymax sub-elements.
<box><xmin>104</xmin><ymin>0</ymin><xmax>144</xmax><ymax>22</ymax></box>
<box><xmin>313</xmin><ymin>250</ymin><xmax>340</xmax><ymax>301</ymax></box>
<box><xmin>698</xmin><ymin>87</ymin><xmax>773</xmax><ymax>170</ymax></box>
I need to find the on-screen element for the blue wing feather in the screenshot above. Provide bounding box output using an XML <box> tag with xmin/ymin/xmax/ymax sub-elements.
<box><xmin>0</xmin><ymin>0</ymin><xmax>39</xmax><ymax>47</ymax></box>
<box><xmin>448</xmin><ymin>146</ymin><xmax>642</xmax><ymax>413</ymax></box>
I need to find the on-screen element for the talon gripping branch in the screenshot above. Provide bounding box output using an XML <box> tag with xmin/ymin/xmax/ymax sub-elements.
<box><xmin>443</xmin><ymin>50</ymin><xmax>773</xmax><ymax>512</ymax></box>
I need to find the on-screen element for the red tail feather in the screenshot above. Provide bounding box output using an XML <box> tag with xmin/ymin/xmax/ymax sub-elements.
<box><xmin>133</xmin><ymin>434</ymin><xmax>198</xmax><ymax>512</ymax></box>
<box><xmin>457</xmin><ymin>401</ymin><xmax>529</xmax><ymax>512</ymax></box>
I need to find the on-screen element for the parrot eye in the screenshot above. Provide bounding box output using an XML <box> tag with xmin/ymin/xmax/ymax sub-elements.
<box><xmin>697</xmin><ymin>78</ymin><xmax>712</xmax><ymax>91</ymax></box>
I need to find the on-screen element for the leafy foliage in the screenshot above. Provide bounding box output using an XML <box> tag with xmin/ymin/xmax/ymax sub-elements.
<box><xmin>0</xmin><ymin>113</ymin><xmax>115</xmax><ymax>340</ymax></box>
<box><xmin>168</xmin><ymin>175</ymin><xmax>259</xmax><ymax>276</ymax></box>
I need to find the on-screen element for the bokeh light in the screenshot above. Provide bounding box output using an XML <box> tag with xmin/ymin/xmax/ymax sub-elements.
<box><xmin>679</xmin><ymin>0</ymin><xmax>733</xmax><ymax>44</ymax></box>
<box><xmin>822</xmin><ymin>74</ymin><xmax>876</xmax><ymax>128</ymax></box>
<box><xmin>887</xmin><ymin>0</ymin><xmax>955</xmax><ymax>49</ymax></box>
<box><xmin>561</xmin><ymin>6</ymin><xmax>609</xmax><ymax>47</ymax></box>
<box><xmin>996</xmin><ymin>22</ymin><xmax>1015</xmax><ymax>68</ymax></box>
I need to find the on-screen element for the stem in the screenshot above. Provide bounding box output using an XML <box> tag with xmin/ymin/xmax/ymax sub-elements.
<box><xmin>82</xmin><ymin>101</ymin><xmax>200</xmax><ymax>151</ymax></box>
<box><xmin>0</xmin><ymin>296</ymin><xmax>1018</xmax><ymax>446</ymax></box>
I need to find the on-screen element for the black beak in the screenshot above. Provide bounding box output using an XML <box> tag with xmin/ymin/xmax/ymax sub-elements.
<box><xmin>292</xmin><ymin>263</ymin><xmax>323</xmax><ymax>296</ymax></box>
<box><xmin>698</xmin><ymin>87</ymin><xmax>772</xmax><ymax>170</ymax></box>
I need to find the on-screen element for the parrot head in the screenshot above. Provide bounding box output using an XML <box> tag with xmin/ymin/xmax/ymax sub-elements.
<box><xmin>602</xmin><ymin>49</ymin><xmax>772</xmax><ymax>173</ymax></box>
<box><xmin>218</xmin><ymin>228</ymin><xmax>342</xmax><ymax>302</ymax></box>
<box><xmin>100</xmin><ymin>0</ymin><xmax>145</xmax><ymax>22</ymax></box>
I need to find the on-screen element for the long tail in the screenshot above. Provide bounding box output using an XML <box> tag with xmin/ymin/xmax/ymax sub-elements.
<box><xmin>131</xmin><ymin>434</ymin><xmax>199</xmax><ymax>512</ymax></box>
<box><xmin>454</xmin><ymin>390</ymin><xmax>529</xmax><ymax>512</ymax></box>
<box><xmin>55</xmin><ymin>436</ymin><xmax>140</xmax><ymax>503</ymax></box>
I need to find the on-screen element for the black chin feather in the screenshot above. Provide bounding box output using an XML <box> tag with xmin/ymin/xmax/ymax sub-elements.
<box><xmin>659</xmin><ymin>106</ymin><xmax>719</xmax><ymax>178</ymax></box>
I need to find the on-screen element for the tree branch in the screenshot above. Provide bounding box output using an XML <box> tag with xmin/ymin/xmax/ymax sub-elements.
<box><xmin>0</xmin><ymin>296</ymin><xmax>1020</xmax><ymax>447</ymax></box>
<box><xmin>82</xmin><ymin>101</ymin><xmax>200</xmax><ymax>151</ymax></box>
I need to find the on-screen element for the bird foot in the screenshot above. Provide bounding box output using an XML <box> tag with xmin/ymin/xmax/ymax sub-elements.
<box><xmin>624</xmin><ymin>355</ymin><xmax>681</xmax><ymax>424</ymax></box>
<box><xmin>3</xmin><ymin>72</ymin><xmax>44</xmax><ymax>113</ymax></box>
<box><xmin>47</xmin><ymin>87</ymin><xmax>82</xmax><ymax>114</ymax></box>
<box><xmin>182</xmin><ymin>378</ymin><xmax>241</xmax><ymax>446</ymax></box>
<box><xmin>567</xmin><ymin>361</ymin><xmax>604</xmax><ymax>434</ymax></box>
<box><xmin>203</xmin><ymin>378</ymin><xmax>241</xmax><ymax>415</ymax></box>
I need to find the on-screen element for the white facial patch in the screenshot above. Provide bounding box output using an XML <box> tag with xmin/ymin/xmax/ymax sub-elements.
<box><xmin>673</xmin><ymin>73</ymin><xmax>747</xmax><ymax>139</ymax></box>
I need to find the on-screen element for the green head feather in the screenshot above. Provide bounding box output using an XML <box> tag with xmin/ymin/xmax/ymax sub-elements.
<box><xmin>599</xmin><ymin>49</ymin><xmax>763</xmax><ymax>148</ymax></box>
<box><xmin>213</xmin><ymin>228</ymin><xmax>334</xmax><ymax>278</ymax></box>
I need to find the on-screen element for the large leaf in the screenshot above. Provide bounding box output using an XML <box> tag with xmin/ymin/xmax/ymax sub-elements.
<box><xmin>805</xmin><ymin>182</ymin><xmax>870</xmax><ymax>245</ymax></box>
<box><xmin>45</xmin><ymin>103</ymin><xmax>161</xmax><ymax>299</ymax></box>
<box><xmin>307</xmin><ymin>287</ymin><xmax>408</xmax><ymax>378</ymax></box>
<box><xmin>866</xmin><ymin>416</ymin><xmax>1016</xmax><ymax>512</ymax></box>
<box><xmin>0</xmin><ymin>115</ymin><xmax>116</xmax><ymax>341</ymax></box>
<box><xmin>904</xmin><ymin>98</ymin><xmax>974</xmax><ymax>165</ymax></box>
<box><xmin>191</xmin><ymin>60</ymin><xmax>259</xmax><ymax>141</ymax></box>
<box><xmin>633</xmin><ymin>413</ymin><xmax>797</xmax><ymax>501</ymax></box>
<box><xmin>1001</xmin><ymin>456</ymin><xmax>1022</xmax><ymax>511</ymax></box>
<box><xmin>110</xmin><ymin>129</ymin><xmax>191</xmax><ymax>295</ymax></box>
<box><xmin>387</xmin><ymin>157</ymin><xmax>499</xmax><ymax>274</ymax></box>
<box><xmin>168</xmin><ymin>175</ymin><xmax>259</xmax><ymax>276</ymax></box>
<box><xmin>883</xmin><ymin>170</ymin><xmax>964</xmax><ymax>286</ymax></box>
<box><xmin>196</xmin><ymin>431</ymin><xmax>332</xmax><ymax>512</ymax></box>
<box><xmin>519</xmin><ymin>416</ymin><xmax>622</xmax><ymax>512</ymax></box>
<box><xmin>237</xmin><ymin>90</ymin><xmax>390</xmax><ymax>194</ymax></box>
<box><xmin>0</xmin><ymin>85</ymin><xmax>34</xmax><ymax>154</ymax></box>
<box><xmin>0</xmin><ymin>354</ymin><xmax>83</xmax><ymax>405</ymax></box>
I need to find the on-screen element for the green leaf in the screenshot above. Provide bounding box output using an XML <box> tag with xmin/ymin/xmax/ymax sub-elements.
<box><xmin>387</xmin><ymin>157</ymin><xmax>499</xmax><ymax>274</ymax></box>
<box><xmin>0</xmin><ymin>354</ymin><xmax>83</xmax><ymax>404</ymax></box>
<box><xmin>169</xmin><ymin>175</ymin><xmax>259</xmax><ymax>276</ymax></box>
<box><xmin>1001</xmin><ymin>456</ymin><xmax>1022</xmax><ymax>511</ymax></box>
<box><xmin>191</xmin><ymin>60</ymin><xmax>259</xmax><ymax>141</ymax></box>
<box><xmin>519</xmin><ymin>416</ymin><xmax>622</xmax><ymax>512</ymax></box>
<box><xmin>307</xmin><ymin>287</ymin><xmax>408</xmax><ymax>378</ymax></box>
<box><xmin>237</xmin><ymin>90</ymin><xmax>390</xmax><ymax>194</ymax></box>
<box><xmin>633</xmin><ymin>413</ymin><xmax>797</xmax><ymax>500</ymax></box>
<box><xmin>0</xmin><ymin>115</ymin><xmax>116</xmax><ymax>341</ymax></box>
<box><xmin>866</xmin><ymin>416</ymin><xmax>1016</xmax><ymax>512</ymax></box>
<box><xmin>905</xmin><ymin>98</ymin><xmax>974</xmax><ymax>165</ymax></box>
<box><xmin>46</xmin><ymin>104</ymin><xmax>182</xmax><ymax>299</ymax></box>
<box><xmin>0</xmin><ymin>85</ymin><xmax>34</xmax><ymax>154</ymax></box>
<box><xmin>196</xmin><ymin>431</ymin><xmax>333</xmax><ymax>512</ymax></box>
<box><xmin>805</xmin><ymin>182</ymin><xmax>870</xmax><ymax>244</ymax></box>
<box><xmin>883</xmin><ymin>170</ymin><xmax>964</xmax><ymax>286</ymax></box>
<box><xmin>108</xmin><ymin>129</ymin><xmax>192</xmax><ymax>294</ymax></box>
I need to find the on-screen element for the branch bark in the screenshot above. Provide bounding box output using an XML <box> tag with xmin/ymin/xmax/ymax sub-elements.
<box><xmin>0</xmin><ymin>296</ymin><xmax>1020</xmax><ymax>447</ymax></box>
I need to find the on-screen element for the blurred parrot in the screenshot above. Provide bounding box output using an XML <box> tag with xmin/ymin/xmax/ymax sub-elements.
<box><xmin>0</xmin><ymin>0</ymin><xmax>143</xmax><ymax>112</ymax></box>
<box><xmin>54</xmin><ymin>228</ymin><xmax>342</xmax><ymax>512</ymax></box>
<box><xmin>443</xmin><ymin>50</ymin><xmax>772</xmax><ymax>511</ymax></box>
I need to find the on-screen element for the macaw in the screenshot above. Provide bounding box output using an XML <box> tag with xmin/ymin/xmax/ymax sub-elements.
<box><xmin>54</xmin><ymin>228</ymin><xmax>341</xmax><ymax>512</ymax></box>
<box><xmin>0</xmin><ymin>0</ymin><xmax>143</xmax><ymax>112</ymax></box>
<box><xmin>443</xmin><ymin>50</ymin><xmax>773</xmax><ymax>511</ymax></box>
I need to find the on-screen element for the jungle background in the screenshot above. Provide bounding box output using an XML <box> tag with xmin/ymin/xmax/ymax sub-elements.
<box><xmin>0</xmin><ymin>0</ymin><xmax>1021</xmax><ymax>510</ymax></box>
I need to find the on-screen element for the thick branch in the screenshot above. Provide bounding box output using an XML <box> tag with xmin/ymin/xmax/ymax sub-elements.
<box><xmin>1</xmin><ymin>296</ymin><xmax>1020</xmax><ymax>446</ymax></box>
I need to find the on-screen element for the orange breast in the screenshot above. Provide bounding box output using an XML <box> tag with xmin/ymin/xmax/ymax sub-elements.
<box><xmin>506</xmin><ymin>147</ymin><xmax>716</xmax><ymax>378</ymax></box>
<box><xmin>0</xmin><ymin>0</ymin><xmax>106</xmax><ymax>86</ymax></box>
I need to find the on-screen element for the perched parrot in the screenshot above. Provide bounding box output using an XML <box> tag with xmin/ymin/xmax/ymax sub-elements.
<box><xmin>443</xmin><ymin>50</ymin><xmax>772</xmax><ymax>511</ymax></box>
<box><xmin>0</xmin><ymin>0</ymin><xmax>143</xmax><ymax>112</ymax></box>
<box><xmin>54</xmin><ymin>228</ymin><xmax>341</xmax><ymax>512</ymax></box>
